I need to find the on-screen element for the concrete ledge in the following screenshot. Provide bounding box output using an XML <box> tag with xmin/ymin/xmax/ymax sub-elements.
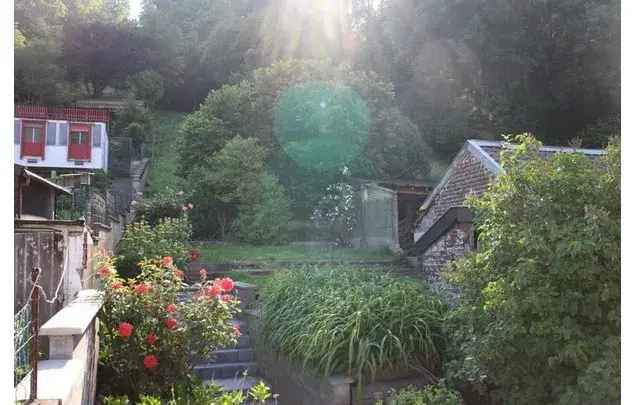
<box><xmin>40</xmin><ymin>290</ymin><xmax>102</xmax><ymax>336</ymax></box>
<box><xmin>15</xmin><ymin>360</ymin><xmax>82</xmax><ymax>402</ymax></box>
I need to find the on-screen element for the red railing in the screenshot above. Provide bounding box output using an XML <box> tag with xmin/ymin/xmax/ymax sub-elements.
<box><xmin>15</xmin><ymin>105</ymin><xmax>112</xmax><ymax>124</ymax></box>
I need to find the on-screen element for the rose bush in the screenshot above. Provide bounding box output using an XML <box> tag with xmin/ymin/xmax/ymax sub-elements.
<box><xmin>97</xmin><ymin>255</ymin><xmax>241</xmax><ymax>399</ymax></box>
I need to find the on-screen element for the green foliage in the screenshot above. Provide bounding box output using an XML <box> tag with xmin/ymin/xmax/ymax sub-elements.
<box><xmin>383</xmin><ymin>384</ymin><xmax>462</xmax><ymax>405</ymax></box>
<box><xmin>144</xmin><ymin>111</ymin><xmax>188</xmax><ymax>196</ymax></box>
<box><xmin>311</xmin><ymin>179</ymin><xmax>359</xmax><ymax>246</ymax></box>
<box><xmin>354</xmin><ymin>0</ymin><xmax>619</xmax><ymax>156</ymax></box>
<box><xmin>98</xmin><ymin>256</ymin><xmax>240</xmax><ymax>399</ymax></box>
<box><xmin>248</xmin><ymin>381</ymin><xmax>272</xmax><ymax>403</ymax></box>
<box><xmin>103</xmin><ymin>395</ymin><xmax>131</xmax><ymax>405</ymax></box>
<box><xmin>63</xmin><ymin>21</ymin><xmax>148</xmax><ymax>97</ymax></box>
<box><xmin>445</xmin><ymin>135</ymin><xmax>620</xmax><ymax>404</ymax></box>
<box><xmin>136</xmin><ymin>396</ymin><xmax>161</xmax><ymax>405</ymax></box>
<box><xmin>128</xmin><ymin>69</ymin><xmax>165</xmax><ymax>107</ymax></box>
<box><xmin>187</xmin><ymin>136</ymin><xmax>291</xmax><ymax>242</ymax></box>
<box><xmin>259</xmin><ymin>266</ymin><xmax>448</xmax><ymax>388</ymax></box>
<box><xmin>180</xmin><ymin>59</ymin><xmax>431</xmax><ymax>219</ymax></box>
<box><xmin>102</xmin><ymin>377</ymin><xmax>275</xmax><ymax>404</ymax></box>
<box><xmin>233</xmin><ymin>173</ymin><xmax>292</xmax><ymax>244</ymax></box>
<box><xmin>136</xmin><ymin>187</ymin><xmax>189</xmax><ymax>227</ymax></box>
<box><xmin>116</xmin><ymin>217</ymin><xmax>192</xmax><ymax>278</ymax></box>
<box><xmin>111</xmin><ymin>97</ymin><xmax>152</xmax><ymax>144</ymax></box>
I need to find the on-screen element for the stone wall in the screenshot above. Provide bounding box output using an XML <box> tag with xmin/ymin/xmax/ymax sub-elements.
<box><xmin>416</xmin><ymin>149</ymin><xmax>492</xmax><ymax>239</ymax></box>
<box><xmin>412</xmin><ymin>148</ymin><xmax>493</xmax><ymax>286</ymax></box>
<box><xmin>418</xmin><ymin>222</ymin><xmax>473</xmax><ymax>285</ymax></box>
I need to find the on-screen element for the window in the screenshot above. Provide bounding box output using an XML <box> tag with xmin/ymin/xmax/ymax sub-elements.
<box><xmin>46</xmin><ymin>122</ymin><xmax>56</xmax><ymax>145</ymax></box>
<box><xmin>23</xmin><ymin>126</ymin><xmax>43</xmax><ymax>143</ymax></box>
<box><xmin>70</xmin><ymin>131</ymin><xmax>89</xmax><ymax>145</ymax></box>
<box><xmin>20</xmin><ymin>121</ymin><xmax>45</xmax><ymax>158</ymax></box>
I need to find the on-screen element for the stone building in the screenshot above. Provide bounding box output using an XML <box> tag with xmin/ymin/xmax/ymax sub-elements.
<box><xmin>411</xmin><ymin>139</ymin><xmax>605</xmax><ymax>285</ymax></box>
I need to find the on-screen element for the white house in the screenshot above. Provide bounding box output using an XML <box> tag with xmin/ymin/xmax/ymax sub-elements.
<box><xmin>14</xmin><ymin>106</ymin><xmax>110</xmax><ymax>172</ymax></box>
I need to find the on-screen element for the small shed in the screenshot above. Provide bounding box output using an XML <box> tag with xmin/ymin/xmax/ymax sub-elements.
<box><xmin>15</xmin><ymin>164</ymin><xmax>72</xmax><ymax>220</ymax></box>
<box><xmin>411</xmin><ymin>139</ymin><xmax>605</xmax><ymax>284</ymax></box>
<box><xmin>350</xmin><ymin>179</ymin><xmax>431</xmax><ymax>251</ymax></box>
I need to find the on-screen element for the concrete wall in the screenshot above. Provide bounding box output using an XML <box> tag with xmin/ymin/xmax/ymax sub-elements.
<box><xmin>15</xmin><ymin>290</ymin><xmax>102</xmax><ymax>405</ymax></box>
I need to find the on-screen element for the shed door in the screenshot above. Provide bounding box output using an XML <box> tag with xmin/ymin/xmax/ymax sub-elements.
<box><xmin>20</xmin><ymin>121</ymin><xmax>45</xmax><ymax>158</ymax></box>
<box><xmin>68</xmin><ymin>123</ymin><xmax>91</xmax><ymax>161</ymax></box>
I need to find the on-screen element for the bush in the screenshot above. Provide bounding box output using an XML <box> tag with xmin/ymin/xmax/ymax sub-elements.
<box><xmin>259</xmin><ymin>266</ymin><xmax>448</xmax><ymax>388</ymax></box>
<box><xmin>128</xmin><ymin>70</ymin><xmax>165</xmax><ymax>108</ymax></box>
<box><xmin>445</xmin><ymin>135</ymin><xmax>620</xmax><ymax>404</ymax></box>
<box><xmin>116</xmin><ymin>217</ymin><xmax>192</xmax><ymax>278</ymax></box>
<box><xmin>102</xmin><ymin>378</ymin><xmax>273</xmax><ymax>404</ymax></box>
<box><xmin>234</xmin><ymin>174</ymin><xmax>292</xmax><ymax>244</ymax></box>
<box><xmin>136</xmin><ymin>187</ymin><xmax>190</xmax><ymax>227</ymax></box>
<box><xmin>311</xmin><ymin>179</ymin><xmax>359</xmax><ymax>246</ymax></box>
<box><xmin>97</xmin><ymin>255</ymin><xmax>240</xmax><ymax>399</ymax></box>
<box><xmin>384</xmin><ymin>384</ymin><xmax>462</xmax><ymax>405</ymax></box>
<box><xmin>186</xmin><ymin>136</ymin><xmax>292</xmax><ymax>242</ymax></box>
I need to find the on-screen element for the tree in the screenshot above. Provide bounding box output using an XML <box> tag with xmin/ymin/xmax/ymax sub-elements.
<box><xmin>179</xmin><ymin>59</ymin><xmax>433</xmax><ymax>217</ymax></box>
<box><xmin>352</xmin><ymin>0</ymin><xmax>620</xmax><ymax>159</ymax></box>
<box><xmin>62</xmin><ymin>21</ymin><xmax>146</xmax><ymax>96</ymax></box>
<box><xmin>186</xmin><ymin>136</ymin><xmax>291</xmax><ymax>242</ymax></box>
<box><xmin>445</xmin><ymin>135</ymin><xmax>620</xmax><ymax>404</ymax></box>
<box><xmin>128</xmin><ymin>69</ymin><xmax>165</xmax><ymax>107</ymax></box>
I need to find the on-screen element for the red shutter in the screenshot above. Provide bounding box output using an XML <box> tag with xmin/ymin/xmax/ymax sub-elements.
<box><xmin>20</xmin><ymin>120</ymin><xmax>45</xmax><ymax>158</ymax></box>
<box><xmin>68</xmin><ymin>123</ymin><xmax>92</xmax><ymax>161</ymax></box>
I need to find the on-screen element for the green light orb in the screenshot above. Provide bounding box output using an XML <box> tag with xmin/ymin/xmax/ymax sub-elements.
<box><xmin>273</xmin><ymin>81</ymin><xmax>369</xmax><ymax>172</ymax></box>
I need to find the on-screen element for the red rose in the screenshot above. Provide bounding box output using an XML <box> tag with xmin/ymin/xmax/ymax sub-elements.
<box><xmin>166</xmin><ymin>303</ymin><xmax>177</xmax><ymax>313</ymax></box>
<box><xmin>205</xmin><ymin>284</ymin><xmax>222</xmax><ymax>298</ymax></box>
<box><xmin>164</xmin><ymin>317</ymin><xmax>177</xmax><ymax>330</ymax></box>
<box><xmin>99</xmin><ymin>266</ymin><xmax>114</xmax><ymax>279</ymax></box>
<box><xmin>111</xmin><ymin>281</ymin><xmax>123</xmax><ymax>290</ymax></box>
<box><xmin>143</xmin><ymin>354</ymin><xmax>159</xmax><ymax>369</ymax></box>
<box><xmin>219</xmin><ymin>277</ymin><xmax>235</xmax><ymax>293</ymax></box>
<box><xmin>146</xmin><ymin>333</ymin><xmax>157</xmax><ymax>346</ymax></box>
<box><xmin>118</xmin><ymin>322</ymin><xmax>133</xmax><ymax>338</ymax></box>
<box><xmin>161</xmin><ymin>256</ymin><xmax>173</xmax><ymax>268</ymax></box>
<box><xmin>134</xmin><ymin>282</ymin><xmax>152</xmax><ymax>295</ymax></box>
<box><xmin>233</xmin><ymin>325</ymin><xmax>241</xmax><ymax>336</ymax></box>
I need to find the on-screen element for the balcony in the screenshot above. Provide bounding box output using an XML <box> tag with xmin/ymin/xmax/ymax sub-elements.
<box><xmin>15</xmin><ymin>105</ymin><xmax>111</xmax><ymax>124</ymax></box>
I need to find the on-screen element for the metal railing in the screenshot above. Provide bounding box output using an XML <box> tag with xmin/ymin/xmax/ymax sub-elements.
<box><xmin>15</xmin><ymin>105</ymin><xmax>112</xmax><ymax>124</ymax></box>
<box><xmin>14</xmin><ymin>302</ymin><xmax>32</xmax><ymax>386</ymax></box>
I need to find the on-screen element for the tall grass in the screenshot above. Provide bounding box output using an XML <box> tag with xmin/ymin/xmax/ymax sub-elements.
<box><xmin>259</xmin><ymin>266</ymin><xmax>448</xmax><ymax>388</ymax></box>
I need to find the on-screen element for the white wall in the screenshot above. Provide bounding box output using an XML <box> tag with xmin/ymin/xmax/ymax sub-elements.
<box><xmin>14</xmin><ymin>119</ymin><xmax>109</xmax><ymax>171</ymax></box>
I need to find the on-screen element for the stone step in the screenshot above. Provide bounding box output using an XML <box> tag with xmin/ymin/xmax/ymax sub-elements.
<box><xmin>194</xmin><ymin>361</ymin><xmax>258</xmax><ymax>380</ymax></box>
<box><xmin>212</xmin><ymin>348</ymin><xmax>255</xmax><ymax>363</ymax></box>
<box><xmin>206</xmin><ymin>376</ymin><xmax>261</xmax><ymax>392</ymax></box>
<box><xmin>223</xmin><ymin>332</ymin><xmax>251</xmax><ymax>349</ymax></box>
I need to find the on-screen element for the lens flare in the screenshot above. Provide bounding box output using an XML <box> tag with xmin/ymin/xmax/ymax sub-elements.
<box><xmin>273</xmin><ymin>81</ymin><xmax>369</xmax><ymax>172</ymax></box>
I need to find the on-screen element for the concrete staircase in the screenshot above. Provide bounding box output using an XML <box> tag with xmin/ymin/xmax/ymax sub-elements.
<box><xmin>193</xmin><ymin>283</ymin><xmax>276</xmax><ymax>404</ymax></box>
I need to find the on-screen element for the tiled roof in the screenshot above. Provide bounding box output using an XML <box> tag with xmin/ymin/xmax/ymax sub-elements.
<box><xmin>469</xmin><ymin>139</ymin><xmax>605</xmax><ymax>169</ymax></box>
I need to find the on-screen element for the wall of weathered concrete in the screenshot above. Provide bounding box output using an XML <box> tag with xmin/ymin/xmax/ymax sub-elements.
<box><xmin>15</xmin><ymin>290</ymin><xmax>102</xmax><ymax>405</ymax></box>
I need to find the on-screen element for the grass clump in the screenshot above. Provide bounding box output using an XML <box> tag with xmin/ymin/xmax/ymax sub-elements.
<box><xmin>259</xmin><ymin>266</ymin><xmax>447</xmax><ymax>387</ymax></box>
